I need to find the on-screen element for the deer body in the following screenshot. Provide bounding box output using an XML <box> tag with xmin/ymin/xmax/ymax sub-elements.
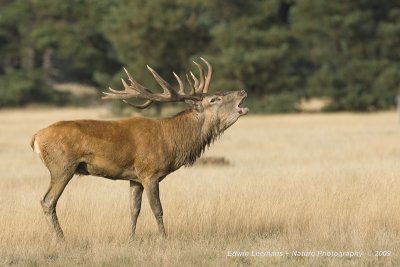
<box><xmin>31</xmin><ymin>59</ymin><xmax>248</xmax><ymax>241</ymax></box>
<box><xmin>32</xmin><ymin>109</ymin><xmax>221</xmax><ymax>182</ymax></box>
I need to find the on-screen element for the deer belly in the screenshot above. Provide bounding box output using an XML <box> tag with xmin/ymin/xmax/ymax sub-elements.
<box><xmin>76</xmin><ymin>157</ymin><xmax>136</xmax><ymax>180</ymax></box>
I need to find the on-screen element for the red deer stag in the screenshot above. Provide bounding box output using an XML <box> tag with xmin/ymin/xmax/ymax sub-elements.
<box><xmin>31</xmin><ymin>58</ymin><xmax>248</xmax><ymax>241</ymax></box>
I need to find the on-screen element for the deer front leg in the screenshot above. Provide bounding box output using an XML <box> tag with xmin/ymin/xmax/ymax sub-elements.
<box><xmin>144</xmin><ymin>181</ymin><xmax>167</xmax><ymax>238</ymax></box>
<box><xmin>129</xmin><ymin>181</ymin><xmax>143</xmax><ymax>242</ymax></box>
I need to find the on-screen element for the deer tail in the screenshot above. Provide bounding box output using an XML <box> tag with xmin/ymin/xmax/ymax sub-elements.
<box><xmin>30</xmin><ymin>133</ymin><xmax>37</xmax><ymax>151</ymax></box>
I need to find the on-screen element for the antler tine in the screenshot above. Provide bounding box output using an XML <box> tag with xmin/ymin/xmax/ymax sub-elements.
<box><xmin>106</xmin><ymin>86</ymin><xmax>127</xmax><ymax>94</ymax></box>
<box><xmin>123</xmin><ymin>99</ymin><xmax>153</xmax><ymax>109</ymax></box>
<box><xmin>190</xmin><ymin>71</ymin><xmax>199</xmax><ymax>93</ymax></box>
<box><xmin>192</xmin><ymin>61</ymin><xmax>205</xmax><ymax>94</ymax></box>
<box><xmin>147</xmin><ymin>65</ymin><xmax>177</xmax><ymax>96</ymax></box>
<box><xmin>102</xmin><ymin>84</ymin><xmax>140</xmax><ymax>99</ymax></box>
<box><xmin>102</xmin><ymin>68</ymin><xmax>146</xmax><ymax>100</ymax></box>
<box><xmin>186</xmin><ymin>74</ymin><xmax>195</xmax><ymax>95</ymax></box>
<box><xmin>121</xmin><ymin>78</ymin><xmax>133</xmax><ymax>92</ymax></box>
<box><xmin>173</xmin><ymin>72</ymin><xmax>185</xmax><ymax>95</ymax></box>
<box><xmin>123</xmin><ymin>68</ymin><xmax>148</xmax><ymax>93</ymax></box>
<box><xmin>200</xmin><ymin>57</ymin><xmax>212</xmax><ymax>93</ymax></box>
<box><xmin>102</xmin><ymin>91</ymin><xmax>135</xmax><ymax>99</ymax></box>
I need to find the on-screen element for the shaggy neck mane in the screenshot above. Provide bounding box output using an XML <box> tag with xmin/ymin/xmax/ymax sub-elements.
<box><xmin>161</xmin><ymin>109</ymin><xmax>222</xmax><ymax>167</ymax></box>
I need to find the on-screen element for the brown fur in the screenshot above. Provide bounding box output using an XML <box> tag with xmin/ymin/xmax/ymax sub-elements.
<box><xmin>32</xmin><ymin>90</ymin><xmax>248</xmax><ymax>241</ymax></box>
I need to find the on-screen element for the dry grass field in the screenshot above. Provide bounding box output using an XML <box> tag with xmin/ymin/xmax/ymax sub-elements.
<box><xmin>0</xmin><ymin>108</ymin><xmax>399</xmax><ymax>266</ymax></box>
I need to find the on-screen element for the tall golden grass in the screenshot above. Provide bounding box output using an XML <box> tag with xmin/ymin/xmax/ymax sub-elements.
<box><xmin>0</xmin><ymin>108</ymin><xmax>399</xmax><ymax>266</ymax></box>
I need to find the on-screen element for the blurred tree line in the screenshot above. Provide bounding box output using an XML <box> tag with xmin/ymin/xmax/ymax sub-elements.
<box><xmin>0</xmin><ymin>0</ymin><xmax>399</xmax><ymax>112</ymax></box>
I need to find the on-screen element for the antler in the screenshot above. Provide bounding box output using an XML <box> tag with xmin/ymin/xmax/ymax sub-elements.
<box><xmin>103</xmin><ymin>58</ymin><xmax>213</xmax><ymax>108</ymax></box>
<box><xmin>186</xmin><ymin>57</ymin><xmax>212</xmax><ymax>95</ymax></box>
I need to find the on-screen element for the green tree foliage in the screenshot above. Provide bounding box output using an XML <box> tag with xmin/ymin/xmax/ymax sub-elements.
<box><xmin>293</xmin><ymin>0</ymin><xmax>400</xmax><ymax>111</ymax></box>
<box><xmin>0</xmin><ymin>0</ymin><xmax>119</xmax><ymax>107</ymax></box>
<box><xmin>0</xmin><ymin>70</ymin><xmax>49</xmax><ymax>106</ymax></box>
<box><xmin>0</xmin><ymin>0</ymin><xmax>399</xmax><ymax>112</ymax></box>
<box><xmin>100</xmin><ymin>0</ymin><xmax>214</xmax><ymax>110</ymax></box>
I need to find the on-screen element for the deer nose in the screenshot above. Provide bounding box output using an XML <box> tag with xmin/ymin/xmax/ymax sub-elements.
<box><xmin>239</xmin><ymin>90</ymin><xmax>247</xmax><ymax>96</ymax></box>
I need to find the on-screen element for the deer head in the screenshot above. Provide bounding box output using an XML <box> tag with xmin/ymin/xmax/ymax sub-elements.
<box><xmin>102</xmin><ymin>58</ymin><xmax>249</xmax><ymax>131</ymax></box>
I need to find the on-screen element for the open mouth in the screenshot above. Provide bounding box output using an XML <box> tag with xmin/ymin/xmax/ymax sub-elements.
<box><xmin>237</xmin><ymin>94</ymin><xmax>249</xmax><ymax>115</ymax></box>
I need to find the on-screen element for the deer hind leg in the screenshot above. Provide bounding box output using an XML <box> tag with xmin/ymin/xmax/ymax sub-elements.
<box><xmin>41</xmin><ymin>167</ymin><xmax>74</xmax><ymax>241</ymax></box>
<box><xmin>144</xmin><ymin>181</ymin><xmax>167</xmax><ymax>238</ymax></box>
<box><xmin>129</xmin><ymin>181</ymin><xmax>144</xmax><ymax>242</ymax></box>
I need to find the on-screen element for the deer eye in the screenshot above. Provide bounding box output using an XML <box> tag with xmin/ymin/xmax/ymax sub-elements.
<box><xmin>210</xmin><ymin>97</ymin><xmax>221</xmax><ymax>104</ymax></box>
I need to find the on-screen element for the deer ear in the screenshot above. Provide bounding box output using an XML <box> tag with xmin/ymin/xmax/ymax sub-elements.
<box><xmin>185</xmin><ymin>100</ymin><xmax>203</xmax><ymax>111</ymax></box>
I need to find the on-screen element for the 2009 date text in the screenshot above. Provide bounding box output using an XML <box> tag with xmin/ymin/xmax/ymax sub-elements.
<box><xmin>369</xmin><ymin>251</ymin><xmax>391</xmax><ymax>257</ymax></box>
